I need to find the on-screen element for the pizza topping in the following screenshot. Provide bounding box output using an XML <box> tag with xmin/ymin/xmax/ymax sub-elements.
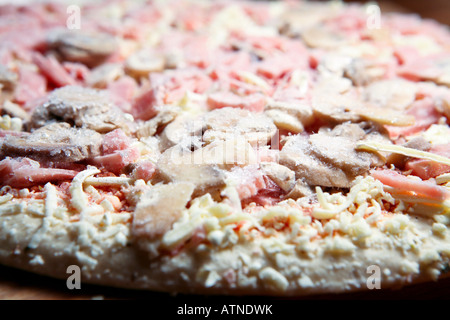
<box><xmin>160</xmin><ymin>107</ymin><xmax>277</xmax><ymax>150</ymax></box>
<box><xmin>371</xmin><ymin>169</ymin><xmax>450</xmax><ymax>202</ymax></box>
<box><xmin>30</xmin><ymin>86</ymin><xmax>132</xmax><ymax>133</ymax></box>
<box><xmin>47</xmin><ymin>30</ymin><xmax>117</xmax><ymax>68</ymax></box>
<box><xmin>31</xmin><ymin>52</ymin><xmax>76</xmax><ymax>87</ymax></box>
<box><xmin>124</xmin><ymin>49</ymin><xmax>166</xmax><ymax>79</ymax></box>
<box><xmin>202</xmin><ymin>107</ymin><xmax>277</xmax><ymax>147</ymax></box>
<box><xmin>357</xmin><ymin>141</ymin><xmax>450</xmax><ymax>167</ymax></box>
<box><xmin>280</xmin><ymin>124</ymin><xmax>384</xmax><ymax>188</ymax></box>
<box><xmin>69</xmin><ymin>167</ymin><xmax>102</xmax><ymax>217</ymax></box>
<box><xmin>2</xmin><ymin>123</ymin><xmax>103</xmax><ymax>162</ymax></box>
<box><xmin>86</xmin><ymin>63</ymin><xmax>124</xmax><ymax>89</ymax></box>
<box><xmin>1</xmin><ymin>100</ymin><xmax>30</xmax><ymax>122</ymax></box>
<box><xmin>132</xmin><ymin>182</ymin><xmax>195</xmax><ymax>244</ymax></box>
<box><xmin>0</xmin><ymin>65</ymin><xmax>18</xmax><ymax>92</ymax></box>
<box><xmin>363</xmin><ymin>79</ymin><xmax>417</xmax><ymax>110</ymax></box>
<box><xmin>0</xmin><ymin>157</ymin><xmax>78</xmax><ymax>188</ymax></box>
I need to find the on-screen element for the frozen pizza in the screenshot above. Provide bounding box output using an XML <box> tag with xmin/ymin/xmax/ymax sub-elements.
<box><xmin>0</xmin><ymin>0</ymin><xmax>450</xmax><ymax>296</ymax></box>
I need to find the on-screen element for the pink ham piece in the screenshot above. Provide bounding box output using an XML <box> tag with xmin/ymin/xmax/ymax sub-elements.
<box><xmin>371</xmin><ymin>169</ymin><xmax>450</xmax><ymax>201</ymax></box>
<box><xmin>207</xmin><ymin>91</ymin><xmax>266</xmax><ymax>112</ymax></box>
<box><xmin>0</xmin><ymin>157</ymin><xmax>78</xmax><ymax>188</ymax></box>
<box><xmin>242</xmin><ymin>176</ymin><xmax>285</xmax><ymax>207</ymax></box>
<box><xmin>385</xmin><ymin>98</ymin><xmax>442</xmax><ymax>139</ymax></box>
<box><xmin>406</xmin><ymin>143</ymin><xmax>450</xmax><ymax>180</ymax></box>
<box><xmin>107</xmin><ymin>76</ymin><xmax>138</xmax><ymax>113</ymax></box>
<box><xmin>32</xmin><ymin>52</ymin><xmax>76</xmax><ymax>87</ymax></box>
<box><xmin>131</xmin><ymin>160</ymin><xmax>156</xmax><ymax>181</ymax></box>
<box><xmin>91</xmin><ymin>129</ymin><xmax>140</xmax><ymax>174</ymax></box>
<box><xmin>14</xmin><ymin>66</ymin><xmax>47</xmax><ymax>105</ymax></box>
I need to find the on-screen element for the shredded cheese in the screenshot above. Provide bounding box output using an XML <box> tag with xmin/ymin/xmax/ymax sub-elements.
<box><xmin>83</xmin><ymin>176</ymin><xmax>134</xmax><ymax>187</ymax></box>
<box><xmin>69</xmin><ymin>167</ymin><xmax>102</xmax><ymax>218</ymax></box>
<box><xmin>356</xmin><ymin>141</ymin><xmax>450</xmax><ymax>166</ymax></box>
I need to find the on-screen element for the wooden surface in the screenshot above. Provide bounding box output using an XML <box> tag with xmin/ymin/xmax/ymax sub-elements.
<box><xmin>1</xmin><ymin>0</ymin><xmax>449</xmax><ymax>301</ymax></box>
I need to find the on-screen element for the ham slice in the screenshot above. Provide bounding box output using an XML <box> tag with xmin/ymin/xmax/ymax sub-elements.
<box><xmin>385</xmin><ymin>98</ymin><xmax>442</xmax><ymax>139</ymax></box>
<box><xmin>0</xmin><ymin>157</ymin><xmax>78</xmax><ymax>188</ymax></box>
<box><xmin>91</xmin><ymin>129</ymin><xmax>140</xmax><ymax>174</ymax></box>
<box><xmin>14</xmin><ymin>67</ymin><xmax>47</xmax><ymax>105</ymax></box>
<box><xmin>406</xmin><ymin>143</ymin><xmax>450</xmax><ymax>180</ymax></box>
<box><xmin>32</xmin><ymin>52</ymin><xmax>76</xmax><ymax>87</ymax></box>
<box><xmin>371</xmin><ymin>169</ymin><xmax>450</xmax><ymax>201</ymax></box>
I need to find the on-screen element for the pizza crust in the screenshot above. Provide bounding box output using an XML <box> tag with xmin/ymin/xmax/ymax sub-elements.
<box><xmin>1</xmin><ymin>187</ymin><xmax>449</xmax><ymax>296</ymax></box>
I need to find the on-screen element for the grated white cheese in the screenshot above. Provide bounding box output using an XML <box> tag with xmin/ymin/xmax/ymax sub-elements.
<box><xmin>69</xmin><ymin>167</ymin><xmax>103</xmax><ymax>218</ymax></box>
<box><xmin>258</xmin><ymin>267</ymin><xmax>289</xmax><ymax>292</ymax></box>
<box><xmin>356</xmin><ymin>141</ymin><xmax>450</xmax><ymax>166</ymax></box>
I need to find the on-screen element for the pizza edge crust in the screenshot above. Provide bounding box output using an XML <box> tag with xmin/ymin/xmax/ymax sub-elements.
<box><xmin>1</xmin><ymin>202</ymin><xmax>450</xmax><ymax>297</ymax></box>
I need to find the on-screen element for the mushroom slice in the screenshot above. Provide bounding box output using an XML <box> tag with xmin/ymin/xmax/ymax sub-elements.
<box><xmin>0</xmin><ymin>65</ymin><xmax>18</xmax><ymax>92</ymax></box>
<box><xmin>260</xmin><ymin>162</ymin><xmax>296</xmax><ymax>192</ymax></box>
<box><xmin>265</xmin><ymin>100</ymin><xmax>314</xmax><ymax>133</ymax></box>
<box><xmin>202</xmin><ymin>107</ymin><xmax>277</xmax><ymax>147</ymax></box>
<box><xmin>363</xmin><ymin>79</ymin><xmax>417</xmax><ymax>110</ymax></box>
<box><xmin>279</xmin><ymin>123</ymin><xmax>385</xmax><ymax>188</ymax></box>
<box><xmin>125</xmin><ymin>49</ymin><xmax>166</xmax><ymax>79</ymax></box>
<box><xmin>2</xmin><ymin>122</ymin><xmax>102</xmax><ymax>162</ymax></box>
<box><xmin>264</xmin><ymin>109</ymin><xmax>305</xmax><ymax>133</ymax></box>
<box><xmin>157</xmin><ymin>144</ymin><xmax>226</xmax><ymax>196</ymax></box>
<box><xmin>30</xmin><ymin>85</ymin><xmax>132</xmax><ymax>133</ymax></box>
<box><xmin>160</xmin><ymin>107</ymin><xmax>277</xmax><ymax>150</ymax></box>
<box><xmin>285</xmin><ymin>179</ymin><xmax>314</xmax><ymax>200</ymax></box>
<box><xmin>159</xmin><ymin>113</ymin><xmax>204</xmax><ymax>150</ymax></box>
<box><xmin>136</xmin><ymin>106</ymin><xmax>180</xmax><ymax>139</ymax></box>
<box><xmin>157</xmin><ymin>138</ymin><xmax>257</xmax><ymax>195</ymax></box>
<box><xmin>301</xmin><ymin>26</ymin><xmax>347</xmax><ymax>49</ymax></box>
<box><xmin>132</xmin><ymin>182</ymin><xmax>195</xmax><ymax>242</ymax></box>
<box><xmin>48</xmin><ymin>30</ymin><xmax>117</xmax><ymax>67</ymax></box>
<box><xmin>86</xmin><ymin>63</ymin><xmax>124</xmax><ymax>88</ymax></box>
<box><xmin>1</xmin><ymin>100</ymin><xmax>30</xmax><ymax>121</ymax></box>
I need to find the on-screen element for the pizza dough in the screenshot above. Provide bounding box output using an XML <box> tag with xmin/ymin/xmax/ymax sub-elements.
<box><xmin>0</xmin><ymin>0</ymin><xmax>450</xmax><ymax>296</ymax></box>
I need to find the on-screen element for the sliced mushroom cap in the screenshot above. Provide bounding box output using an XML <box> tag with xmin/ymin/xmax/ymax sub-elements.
<box><xmin>0</xmin><ymin>65</ymin><xmax>18</xmax><ymax>92</ymax></box>
<box><xmin>132</xmin><ymin>182</ymin><xmax>195</xmax><ymax>242</ymax></box>
<box><xmin>260</xmin><ymin>162</ymin><xmax>296</xmax><ymax>192</ymax></box>
<box><xmin>2</xmin><ymin>122</ymin><xmax>102</xmax><ymax>162</ymax></box>
<box><xmin>363</xmin><ymin>79</ymin><xmax>417</xmax><ymax>110</ymax></box>
<box><xmin>125</xmin><ymin>49</ymin><xmax>166</xmax><ymax>79</ymax></box>
<box><xmin>280</xmin><ymin>135</ymin><xmax>354</xmax><ymax>188</ymax></box>
<box><xmin>157</xmin><ymin>144</ymin><xmax>226</xmax><ymax>195</ymax></box>
<box><xmin>48</xmin><ymin>30</ymin><xmax>117</xmax><ymax>67</ymax></box>
<box><xmin>136</xmin><ymin>106</ymin><xmax>181</xmax><ymax>139</ymax></box>
<box><xmin>159</xmin><ymin>107</ymin><xmax>277</xmax><ymax>150</ymax></box>
<box><xmin>157</xmin><ymin>138</ymin><xmax>258</xmax><ymax>196</ymax></box>
<box><xmin>1</xmin><ymin>100</ymin><xmax>30</xmax><ymax>121</ymax></box>
<box><xmin>202</xmin><ymin>107</ymin><xmax>277</xmax><ymax>147</ymax></box>
<box><xmin>279</xmin><ymin>123</ymin><xmax>385</xmax><ymax>188</ymax></box>
<box><xmin>86</xmin><ymin>63</ymin><xmax>124</xmax><ymax>88</ymax></box>
<box><xmin>30</xmin><ymin>86</ymin><xmax>132</xmax><ymax>133</ymax></box>
<box><xmin>301</xmin><ymin>26</ymin><xmax>347</xmax><ymax>49</ymax></box>
<box><xmin>159</xmin><ymin>113</ymin><xmax>204</xmax><ymax>150</ymax></box>
<box><xmin>265</xmin><ymin>100</ymin><xmax>314</xmax><ymax>133</ymax></box>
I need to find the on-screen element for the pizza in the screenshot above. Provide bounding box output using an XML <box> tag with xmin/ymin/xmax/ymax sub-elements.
<box><xmin>0</xmin><ymin>0</ymin><xmax>450</xmax><ymax>298</ymax></box>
